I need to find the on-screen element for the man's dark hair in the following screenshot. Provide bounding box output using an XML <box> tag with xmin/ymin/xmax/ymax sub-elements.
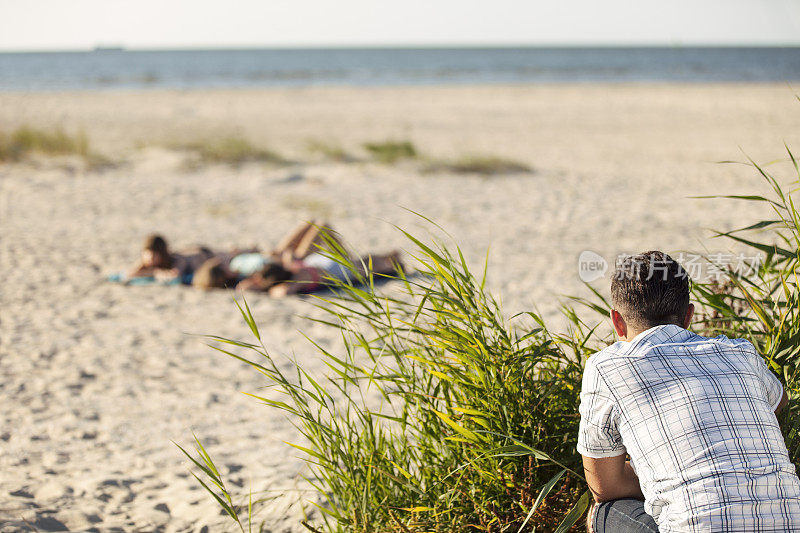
<box><xmin>260</xmin><ymin>263</ymin><xmax>292</xmax><ymax>287</ymax></box>
<box><xmin>611</xmin><ymin>250</ymin><xmax>690</xmax><ymax>330</ymax></box>
<box><xmin>144</xmin><ymin>234</ymin><xmax>169</xmax><ymax>256</ymax></box>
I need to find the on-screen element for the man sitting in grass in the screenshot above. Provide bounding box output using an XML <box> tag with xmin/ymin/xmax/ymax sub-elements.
<box><xmin>578</xmin><ymin>251</ymin><xmax>800</xmax><ymax>532</ymax></box>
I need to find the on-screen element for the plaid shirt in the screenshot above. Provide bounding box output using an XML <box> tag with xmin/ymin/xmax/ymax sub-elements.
<box><xmin>578</xmin><ymin>324</ymin><xmax>800</xmax><ymax>532</ymax></box>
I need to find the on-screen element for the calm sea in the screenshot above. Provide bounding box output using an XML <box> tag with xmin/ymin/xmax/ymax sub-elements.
<box><xmin>0</xmin><ymin>47</ymin><xmax>798</xmax><ymax>91</ymax></box>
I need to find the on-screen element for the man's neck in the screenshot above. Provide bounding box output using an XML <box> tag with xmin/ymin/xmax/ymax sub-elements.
<box><xmin>623</xmin><ymin>323</ymin><xmax>685</xmax><ymax>342</ymax></box>
<box><xmin>623</xmin><ymin>331</ymin><xmax>645</xmax><ymax>342</ymax></box>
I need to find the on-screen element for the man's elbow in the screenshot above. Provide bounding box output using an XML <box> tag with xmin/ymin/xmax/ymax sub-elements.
<box><xmin>589</xmin><ymin>486</ymin><xmax>618</xmax><ymax>503</ymax></box>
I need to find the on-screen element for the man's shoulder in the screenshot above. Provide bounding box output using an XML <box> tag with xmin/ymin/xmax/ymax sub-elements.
<box><xmin>587</xmin><ymin>332</ymin><xmax>756</xmax><ymax>368</ymax></box>
<box><xmin>585</xmin><ymin>343</ymin><xmax>630</xmax><ymax>375</ymax></box>
<box><xmin>683</xmin><ymin>331</ymin><xmax>756</xmax><ymax>353</ymax></box>
<box><xmin>589</xmin><ymin>339</ymin><xmax>644</xmax><ymax>362</ymax></box>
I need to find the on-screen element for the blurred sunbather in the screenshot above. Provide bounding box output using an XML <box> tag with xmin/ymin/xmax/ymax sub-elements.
<box><xmin>192</xmin><ymin>222</ymin><xmax>402</xmax><ymax>295</ymax></box>
<box><xmin>236</xmin><ymin>249</ymin><xmax>401</xmax><ymax>296</ymax></box>
<box><xmin>127</xmin><ymin>234</ymin><xmax>215</xmax><ymax>283</ymax></box>
<box><xmin>271</xmin><ymin>219</ymin><xmax>346</xmax><ymax>263</ymax></box>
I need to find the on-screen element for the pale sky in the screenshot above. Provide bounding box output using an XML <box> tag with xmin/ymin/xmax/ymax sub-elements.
<box><xmin>1</xmin><ymin>0</ymin><xmax>799</xmax><ymax>51</ymax></box>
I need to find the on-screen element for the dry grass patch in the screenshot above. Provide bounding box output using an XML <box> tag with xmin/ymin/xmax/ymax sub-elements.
<box><xmin>0</xmin><ymin>126</ymin><xmax>89</xmax><ymax>162</ymax></box>
<box><xmin>306</xmin><ymin>139</ymin><xmax>355</xmax><ymax>162</ymax></box>
<box><xmin>363</xmin><ymin>140</ymin><xmax>417</xmax><ymax>163</ymax></box>
<box><xmin>424</xmin><ymin>155</ymin><xmax>533</xmax><ymax>176</ymax></box>
<box><xmin>174</xmin><ymin>136</ymin><xmax>286</xmax><ymax>168</ymax></box>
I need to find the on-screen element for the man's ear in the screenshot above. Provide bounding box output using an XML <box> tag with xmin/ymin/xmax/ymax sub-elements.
<box><xmin>683</xmin><ymin>303</ymin><xmax>695</xmax><ymax>329</ymax></box>
<box><xmin>611</xmin><ymin>309</ymin><xmax>627</xmax><ymax>339</ymax></box>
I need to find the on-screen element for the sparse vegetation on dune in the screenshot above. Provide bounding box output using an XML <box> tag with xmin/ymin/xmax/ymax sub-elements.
<box><xmin>0</xmin><ymin>125</ymin><xmax>121</xmax><ymax>171</ymax></box>
<box><xmin>308</xmin><ymin>137</ymin><xmax>531</xmax><ymax>176</ymax></box>
<box><xmin>0</xmin><ymin>125</ymin><xmax>89</xmax><ymax>162</ymax></box>
<box><xmin>0</xmin><ymin>129</ymin><xmax>535</xmax><ymax>179</ymax></box>
<box><xmin>174</xmin><ymin>136</ymin><xmax>286</xmax><ymax>167</ymax></box>
<box><xmin>360</xmin><ymin>140</ymin><xmax>532</xmax><ymax>177</ymax></box>
<box><xmin>424</xmin><ymin>155</ymin><xmax>533</xmax><ymax>176</ymax></box>
<box><xmin>307</xmin><ymin>139</ymin><xmax>356</xmax><ymax>162</ymax></box>
<box><xmin>363</xmin><ymin>140</ymin><xmax>418</xmax><ymax>163</ymax></box>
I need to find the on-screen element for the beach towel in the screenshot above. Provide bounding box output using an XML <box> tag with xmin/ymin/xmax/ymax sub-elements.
<box><xmin>106</xmin><ymin>272</ymin><xmax>192</xmax><ymax>285</ymax></box>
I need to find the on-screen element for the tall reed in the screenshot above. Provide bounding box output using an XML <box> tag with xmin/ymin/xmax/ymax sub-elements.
<box><xmin>183</xmin><ymin>147</ymin><xmax>800</xmax><ymax>531</ymax></box>
<box><xmin>691</xmin><ymin>148</ymin><xmax>800</xmax><ymax>465</ymax></box>
<box><xmin>184</xmin><ymin>224</ymin><xmax>603</xmax><ymax>531</ymax></box>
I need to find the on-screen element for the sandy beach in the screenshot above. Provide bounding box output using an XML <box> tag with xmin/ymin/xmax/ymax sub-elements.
<box><xmin>2</xmin><ymin>83</ymin><xmax>800</xmax><ymax>531</ymax></box>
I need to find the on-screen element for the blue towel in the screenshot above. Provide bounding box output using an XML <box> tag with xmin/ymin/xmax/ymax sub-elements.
<box><xmin>106</xmin><ymin>272</ymin><xmax>190</xmax><ymax>286</ymax></box>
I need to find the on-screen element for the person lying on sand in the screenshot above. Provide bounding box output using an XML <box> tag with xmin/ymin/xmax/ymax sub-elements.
<box><xmin>238</xmin><ymin>249</ymin><xmax>401</xmax><ymax>296</ymax></box>
<box><xmin>127</xmin><ymin>234</ymin><xmax>216</xmax><ymax>284</ymax></box>
<box><xmin>122</xmin><ymin>222</ymin><xmax>332</xmax><ymax>286</ymax></box>
<box><xmin>192</xmin><ymin>222</ymin><xmax>402</xmax><ymax>295</ymax></box>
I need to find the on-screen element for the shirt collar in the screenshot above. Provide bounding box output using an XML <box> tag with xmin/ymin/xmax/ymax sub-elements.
<box><xmin>625</xmin><ymin>323</ymin><xmax>694</xmax><ymax>351</ymax></box>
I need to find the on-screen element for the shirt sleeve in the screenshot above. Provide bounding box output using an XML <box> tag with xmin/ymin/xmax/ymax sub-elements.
<box><xmin>745</xmin><ymin>344</ymin><xmax>785</xmax><ymax>411</ymax></box>
<box><xmin>577</xmin><ymin>356</ymin><xmax>626</xmax><ymax>458</ymax></box>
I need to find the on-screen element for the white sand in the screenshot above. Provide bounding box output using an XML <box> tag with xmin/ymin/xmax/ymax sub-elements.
<box><xmin>1</xmin><ymin>84</ymin><xmax>799</xmax><ymax>531</ymax></box>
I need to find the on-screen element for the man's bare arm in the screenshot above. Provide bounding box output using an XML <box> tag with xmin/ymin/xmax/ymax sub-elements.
<box><xmin>776</xmin><ymin>390</ymin><xmax>789</xmax><ymax>416</ymax></box>
<box><xmin>582</xmin><ymin>454</ymin><xmax>645</xmax><ymax>503</ymax></box>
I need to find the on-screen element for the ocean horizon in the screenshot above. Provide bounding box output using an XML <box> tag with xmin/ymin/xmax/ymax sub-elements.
<box><xmin>0</xmin><ymin>46</ymin><xmax>798</xmax><ymax>92</ymax></box>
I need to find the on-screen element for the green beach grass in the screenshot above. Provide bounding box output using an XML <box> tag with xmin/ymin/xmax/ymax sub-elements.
<box><xmin>0</xmin><ymin>125</ymin><xmax>89</xmax><ymax>162</ymax></box>
<box><xmin>307</xmin><ymin>139</ymin><xmax>356</xmax><ymax>162</ymax></box>
<box><xmin>423</xmin><ymin>155</ymin><xmax>533</xmax><ymax>176</ymax></box>
<box><xmin>181</xmin><ymin>146</ymin><xmax>800</xmax><ymax>531</ymax></box>
<box><xmin>175</xmin><ymin>136</ymin><xmax>286</xmax><ymax>168</ymax></box>
<box><xmin>363</xmin><ymin>140</ymin><xmax>418</xmax><ymax>164</ymax></box>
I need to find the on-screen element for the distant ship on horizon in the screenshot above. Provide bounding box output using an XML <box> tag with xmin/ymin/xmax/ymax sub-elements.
<box><xmin>92</xmin><ymin>44</ymin><xmax>125</xmax><ymax>52</ymax></box>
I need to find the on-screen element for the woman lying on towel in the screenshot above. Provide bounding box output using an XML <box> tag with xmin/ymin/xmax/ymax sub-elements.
<box><xmin>192</xmin><ymin>221</ymin><xmax>402</xmax><ymax>295</ymax></box>
<box><xmin>127</xmin><ymin>234</ymin><xmax>216</xmax><ymax>284</ymax></box>
<box><xmin>123</xmin><ymin>221</ymin><xmax>338</xmax><ymax>286</ymax></box>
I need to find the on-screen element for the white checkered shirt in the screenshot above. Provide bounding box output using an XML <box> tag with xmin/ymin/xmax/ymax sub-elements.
<box><xmin>577</xmin><ymin>324</ymin><xmax>800</xmax><ymax>532</ymax></box>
